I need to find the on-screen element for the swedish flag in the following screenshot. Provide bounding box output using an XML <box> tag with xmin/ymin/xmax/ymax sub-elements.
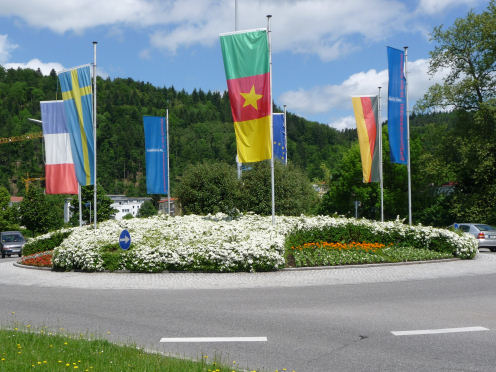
<box><xmin>58</xmin><ymin>65</ymin><xmax>94</xmax><ymax>186</ymax></box>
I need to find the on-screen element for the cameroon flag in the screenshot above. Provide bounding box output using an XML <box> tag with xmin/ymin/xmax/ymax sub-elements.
<box><xmin>352</xmin><ymin>96</ymin><xmax>380</xmax><ymax>183</ymax></box>
<box><xmin>220</xmin><ymin>29</ymin><xmax>272</xmax><ymax>163</ymax></box>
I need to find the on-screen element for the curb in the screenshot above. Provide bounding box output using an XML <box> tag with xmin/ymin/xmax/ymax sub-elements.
<box><xmin>13</xmin><ymin>262</ymin><xmax>52</xmax><ymax>271</ymax></box>
<box><xmin>12</xmin><ymin>257</ymin><xmax>461</xmax><ymax>273</ymax></box>
<box><xmin>280</xmin><ymin>258</ymin><xmax>460</xmax><ymax>271</ymax></box>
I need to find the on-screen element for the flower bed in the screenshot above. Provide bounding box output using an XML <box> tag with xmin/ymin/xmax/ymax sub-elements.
<box><xmin>18</xmin><ymin>251</ymin><xmax>52</xmax><ymax>267</ymax></box>
<box><xmin>18</xmin><ymin>214</ymin><xmax>477</xmax><ymax>272</ymax></box>
<box><xmin>288</xmin><ymin>241</ymin><xmax>454</xmax><ymax>267</ymax></box>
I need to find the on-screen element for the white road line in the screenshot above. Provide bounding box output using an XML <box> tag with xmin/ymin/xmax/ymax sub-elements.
<box><xmin>392</xmin><ymin>326</ymin><xmax>489</xmax><ymax>336</ymax></box>
<box><xmin>160</xmin><ymin>337</ymin><xmax>268</xmax><ymax>343</ymax></box>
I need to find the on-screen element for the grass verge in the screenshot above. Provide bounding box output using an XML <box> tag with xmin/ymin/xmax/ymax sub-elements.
<box><xmin>0</xmin><ymin>328</ymin><xmax>243</xmax><ymax>372</ymax></box>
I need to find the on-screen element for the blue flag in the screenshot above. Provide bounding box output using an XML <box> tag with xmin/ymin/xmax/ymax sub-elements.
<box><xmin>58</xmin><ymin>66</ymin><xmax>95</xmax><ymax>185</ymax></box>
<box><xmin>387</xmin><ymin>47</ymin><xmax>408</xmax><ymax>164</ymax></box>
<box><xmin>143</xmin><ymin>116</ymin><xmax>168</xmax><ymax>194</ymax></box>
<box><xmin>273</xmin><ymin>113</ymin><xmax>287</xmax><ymax>163</ymax></box>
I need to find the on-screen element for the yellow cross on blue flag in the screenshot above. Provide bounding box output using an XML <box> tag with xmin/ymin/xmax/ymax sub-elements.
<box><xmin>58</xmin><ymin>65</ymin><xmax>94</xmax><ymax>186</ymax></box>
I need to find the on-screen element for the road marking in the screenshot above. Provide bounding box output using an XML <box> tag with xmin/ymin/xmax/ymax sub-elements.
<box><xmin>391</xmin><ymin>326</ymin><xmax>489</xmax><ymax>336</ymax></box>
<box><xmin>160</xmin><ymin>337</ymin><xmax>267</xmax><ymax>343</ymax></box>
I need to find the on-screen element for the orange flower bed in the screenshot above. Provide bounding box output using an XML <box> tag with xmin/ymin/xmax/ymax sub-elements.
<box><xmin>291</xmin><ymin>241</ymin><xmax>389</xmax><ymax>253</ymax></box>
<box><xmin>18</xmin><ymin>251</ymin><xmax>52</xmax><ymax>267</ymax></box>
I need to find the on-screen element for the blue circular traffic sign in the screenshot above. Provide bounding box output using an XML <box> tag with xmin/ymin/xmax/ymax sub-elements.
<box><xmin>119</xmin><ymin>229</ymin><xmax>131</xmax><ymax>250</ymax></box>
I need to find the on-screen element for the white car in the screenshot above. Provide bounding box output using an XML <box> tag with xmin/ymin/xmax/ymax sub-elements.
<box><xmin>453</xmin><ymin>223</ymin><xmax>496</xmax><ymax>251</ymax></box>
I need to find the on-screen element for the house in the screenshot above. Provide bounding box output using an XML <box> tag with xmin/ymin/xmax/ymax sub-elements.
<box><xmin>158</xmin><ymin>197</ymin><xmax>178</xmax><ymax>216</ymax></box>
<box><xmin>9</xmin><ymin>196</ymin><xmax>23</xmax><ymax>207</ymax></box>
<box><xmin>108</xmin><ymin>195</ymin><xmax>152</xmax><ymax>220</ymax></box>
<box><xmin>64</xmin><ymin>195</ymin><xmax>153</xmax><ymax>223</ymax></box>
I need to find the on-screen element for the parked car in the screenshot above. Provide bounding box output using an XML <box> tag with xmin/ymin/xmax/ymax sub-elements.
<box><xmin>452</xmin><ymin>223</ymin><xmax>496</xmax><ymax>251</ymax></box>
<box><xmin>0</xmin><ymin>231</ymin><xmax>26</xmax><ymax>258</ymax></box>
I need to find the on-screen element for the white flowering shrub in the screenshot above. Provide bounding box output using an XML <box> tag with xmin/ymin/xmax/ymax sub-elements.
<box><xmin>51</xmin><ymin>214</ymin><xmax>477</xmax><ymax>272</ymax></box>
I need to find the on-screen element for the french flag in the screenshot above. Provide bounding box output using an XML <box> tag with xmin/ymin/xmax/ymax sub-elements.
<box><xmin>40</xmin><ymin>101</ymin><xmax>78</xmax><ymax>194</ymax></box>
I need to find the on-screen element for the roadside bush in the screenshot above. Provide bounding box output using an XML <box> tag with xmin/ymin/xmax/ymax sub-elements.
<box><xmin>100</xmin><ymin>243</ymin><xmax>125</xmax><ymax>271</ymax></box>
<box><xmin>284</xmin><ymin>217</ymin><xmax>477</xmax><ymax>266</ymax></box>
<box><xmin>177</xmin><ymin>162</ymin><xmax>240</xmax><ymax>215</ymax></box>
<box><xmin>22</xmin><ymin>231</ymin><xmax>72</xmax><ymax>256</ymax></box>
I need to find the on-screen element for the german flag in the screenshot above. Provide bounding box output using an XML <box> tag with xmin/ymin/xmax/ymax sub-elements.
<box><xmin>220</xmin><ymin>29</ymin><xmax>271</xmax><ymax>163</ymax></box>
<box><xmin>352</xmin><ymin>96</ymin><xmax>380</xmax><ymax>183</ymax></box>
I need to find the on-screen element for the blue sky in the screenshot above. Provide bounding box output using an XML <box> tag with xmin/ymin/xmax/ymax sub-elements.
<box><xmin>0</xmin><ymin>0</ymin><xmax>488</xmax><ymax>130</ymax></box>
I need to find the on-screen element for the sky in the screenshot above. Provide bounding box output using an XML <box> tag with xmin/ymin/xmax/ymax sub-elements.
<box><xmin>0</xmin><ymin>0</ymin><xmax>488</xmax><ymax>130</ymax></box>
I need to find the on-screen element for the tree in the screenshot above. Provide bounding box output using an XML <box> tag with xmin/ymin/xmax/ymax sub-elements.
<box><xmin>418</xmin><ymin>1</ymin><xmax>496</xmax><ymax>115</ymax></box>
<box><xmin>415</xmin><ymin>2</ymin><xmax>496</xmax><ymax>225</ymax></box>
<box><xmin>137</xmin><ymin>200</ymin><xmax>157</xmax><ymax>217</ymax></box>
<box><xmin>177</xmin><ymin>162</ymin><xmax>240</xmax><ymax>215</ymax></box>
<box><xmin>69</xmin><ymin>184</ymin><xmax>117</xmax><ymax>226</ymax></box>
<box><xmin>19</xmin><ymin>185</ymin><xmax>60</xmax><ymax>235</ymax></box>
<box><xmin>0</xmin><ymin>186</ymin><xmax>19</xmax><ymax>231</ymax></box>
<box><xmin>240</xmin><ymin>161</ymin><xmax>318</xmax><ymax>216</ymax></box>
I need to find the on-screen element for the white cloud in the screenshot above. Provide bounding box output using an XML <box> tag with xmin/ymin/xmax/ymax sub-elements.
<box><xmin>3</xmin><ymin>58</ymin><xmax>63</xmax><ymax>75</ymax></box>
<box><xmin>279</xmin><ymin>58</ymin><xmax>450</xmax><ymax>129</ymax></box>
<box><xmin>417</xmin><ymin>0</ymin><xmax>482</xmax><ymax>14</ymax></box>
<box><xmin>328</xmin><ymin>115</ymin><xmax>356</xmax><ymax>131</ymax></box>
<box><xmin>0</xmin><ymin>0</ymin><xmax>409</xmax><ymax>61</ymax></box>
<box><xmin>3</xmin><ymin>58</ymin><xmax>109</xmax><ymax>78</ymax></box>
<box><xmin>0</xmin><ymin>34</ymin><xmax>17</xmax><ymax>63</ymax></box>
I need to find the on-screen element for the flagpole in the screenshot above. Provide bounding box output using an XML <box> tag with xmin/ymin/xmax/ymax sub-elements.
<box><xmin>234</xmin><ymin>0</ymin><xmax>242</xmax><ymax>179</ymax></box>
<box><xmin>235</xmin><ymin>0</ymin><xmax>239</xmax><ymax>30</ymax></box>
<box><xmin>267</xmin><ymin>15</ymin><xmax>275</xmax><ymax>226</ymax></box>
<box><xmin>283</xmin><ymin>104</ymin><xmax>287</xmax><ymax>165</ymax></box>
<box><xmin>166</xmin><ymin>108</ymin><xmax>171</xmax><ymax>216</ymax></box>
<box><xmin>404</xmin><ymin>46</ymin><xmax>412</xmax><ymax>225</ymax></box>
<box><xmin>378</xmin><ymin>86</ymin><xmax>384</xmax><ymax>222</ymax></box>
<box><xmin>92</xmin><ymin>41</ymin><xmax>98</xmax><ymax>229</ymax></box>
<box><xmin>78</xmin><ymin>184</ymin><xmax>82</xmax><ymax>227</ymax></box>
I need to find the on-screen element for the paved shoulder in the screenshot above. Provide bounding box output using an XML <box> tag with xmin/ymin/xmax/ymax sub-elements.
<box><xmin>1</xmin><ymin>253</ymin><xmax>495</xmax><ymax>290</ymax></box>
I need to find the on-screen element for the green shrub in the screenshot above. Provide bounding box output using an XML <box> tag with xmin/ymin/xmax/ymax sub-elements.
<box><xmin>22</xmin><ymin>231</ymin><xmax>72</xmax><ymax>256</ymax></box>
<box><xmin>284</xmin><ymin>218</ymin><xmax>476</xmax><ymax>267</ymax></box>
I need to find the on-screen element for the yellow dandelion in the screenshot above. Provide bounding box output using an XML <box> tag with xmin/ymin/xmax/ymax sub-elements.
<box><xmin>74</xmin><ymin>367</ymin><xmax>79</xmax><ymax>369</ymax></box>
<box><xmin>1</xmin><ymin>358</ymin><xmax>5</xmax><ymax>361</ymax></box>
<box><xmin>58</xmin><ymin>360</ymin><xmax>62</xmax><ymax>363</ymax></box>
<box><xmin>64</xmin><ymin>342</ymin><xmax>68</xmax><ymax>345</ymax></box>
<box><xmin>17</xmin><ymin>351</ymin><xmax>21</xmax><ymax>354</ymax></box>
<box><xmin>26</xmin><ymin>324</ymin><xmax>31</xmax><ymax>328</ymax></box>
<box><xmin>66</xmin><ymin>363</ymin><xmax>70</xmax><ymax>367</ymax></box>
<box><xmin>14</xmin><ymin>328</ymin><xmax>18</xmax><ymax>331</ymax></box>
<box><xmin>37</xmin><ymin>362</ymin><xmax>42</xmax><ymax>365</ymax></box>
<box><xmin>43</xmin><ymin>361</ymin><xmax>47</xmax><ymax>364</ymax></box>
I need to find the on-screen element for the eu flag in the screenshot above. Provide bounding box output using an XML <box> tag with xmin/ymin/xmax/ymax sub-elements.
<box><xmin>273</xmin><ymin>113</ymin><xmax>286</xmax><ymax>163</ymax></box>
<box><xmin>58</xmin><ymin>66</ymin><xmax>94</xmax><ymax>185</ymax></box>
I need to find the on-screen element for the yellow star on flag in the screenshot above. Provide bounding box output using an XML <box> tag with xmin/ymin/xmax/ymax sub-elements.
<box><xmin>240</xmin><ymin>85</ymin><xmax>263</xmax><ymax>110</ymax></box>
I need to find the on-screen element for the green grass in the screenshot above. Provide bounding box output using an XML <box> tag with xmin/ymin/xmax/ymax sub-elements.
<box><xmin>287</xmin><ymin>245</ymin><xmax>454</xmax><ymax>267</ymax></box>
<box><xmin>0</xmin><ymin>328</ymin><xmax>244</xmax><ymax>372</ymax></box>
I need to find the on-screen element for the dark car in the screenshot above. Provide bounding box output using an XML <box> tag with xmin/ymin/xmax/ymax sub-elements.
<box><xmin>0</xmin><ymin>231</ymin><xmax>26</xmax><ymax>258</ymax></box>
<box><xmin>452</xmin><ymin>223</ymin><xmax>496</xmax><ymax>251</ymax></box>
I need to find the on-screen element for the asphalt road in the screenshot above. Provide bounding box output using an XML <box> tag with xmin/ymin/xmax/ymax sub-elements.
<box><xmin>1</xmin><ymin>255</ymin><xmax>496</xmax><ymax>371</ymax></box>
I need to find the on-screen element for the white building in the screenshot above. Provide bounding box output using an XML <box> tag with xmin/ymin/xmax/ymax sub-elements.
<box><xmin>64</xmin><ymin>195</ymin><xmax>152</xmax><ymax>223</ymax></box>
<box><xmin>108</xmin><ymin>195</ymin><xmax>151</xmax><ymax>220</ymax></box>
